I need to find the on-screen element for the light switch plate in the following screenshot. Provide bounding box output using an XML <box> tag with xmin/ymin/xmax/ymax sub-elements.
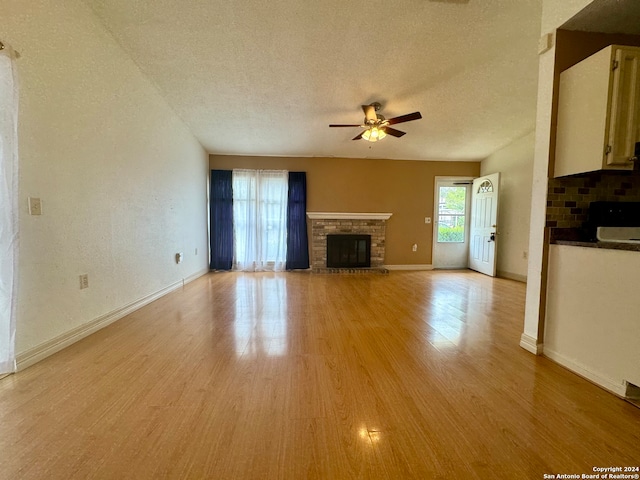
<box><xmin>28</xmin><ymin>197</ymin><xmax>42</xmax><ymax>215</ymax></box>
<box><xmin>538</xmin><ymin>32</ymin><xmax>554</xmax><ymax>55</ymax></box>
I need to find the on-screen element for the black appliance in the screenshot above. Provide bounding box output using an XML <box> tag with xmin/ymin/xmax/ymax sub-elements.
<box><xmin>585</xmin><ymin>201</ymin><xmax>640</xmax><ymax>241</ymax></box>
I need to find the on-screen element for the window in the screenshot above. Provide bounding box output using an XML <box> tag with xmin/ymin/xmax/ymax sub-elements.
<box><xmin>232</xmin><ymin>170</ymin><xmax>288</xmax><ymax>271</ymax></box>
<box><xmin>477</xmin><ymin>180</ymin><xmax>494</xmax><ymax>193</ymax></box>
<box><xmin>437</xmin><ymin>186</ymin><xmax>467</xmax><ymax>243</ymax></box>
<box><xmin>0</xmin><ymin>44</ymin><xmax>18</xmax><ymax>373</ymax></box>
<box><xmin>209</xmin><ymin>170</ymin><xmax>309</xmax><ymax>272</ymax></box>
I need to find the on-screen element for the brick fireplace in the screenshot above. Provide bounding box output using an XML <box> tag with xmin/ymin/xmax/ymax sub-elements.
<box><xmin>307</xmin><ymin>212</ymin><xmax>392</xmax><ymax>272</ymax></box>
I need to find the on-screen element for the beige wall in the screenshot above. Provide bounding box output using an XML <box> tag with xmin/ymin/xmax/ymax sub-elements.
<box><xmin>2</xmin><ymin>0</ymin><xmax>210</xmax><ymax>361</ymax></box>
<box><xmin>210</xmin><ymin>155</ymin><xmax>480</xmax><ymax>266</ymax></box>
<box><xmin>481</xmin><ymin>132</ymin><xmax>534</xmax><ymax>282</ymax></box>
<box><xmin>541</xmin><ymin>0</ymin><xmax>594</xmax><ymax>33</ymax></box>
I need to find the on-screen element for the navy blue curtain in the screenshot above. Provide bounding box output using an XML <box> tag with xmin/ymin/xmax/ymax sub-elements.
<box><xmin>286</xmin><ymin>172</ymin><xmax>309</xmax><ymax>270</ymax></box>
<box><xmin>210</xmin><ymin>170</ymin><xmax>234</xmax><ymax>270</ymax></box>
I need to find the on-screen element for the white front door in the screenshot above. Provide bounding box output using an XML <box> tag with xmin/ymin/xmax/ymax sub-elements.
<box><xmin>469</xmin><ymin>172</ymin><xmax>500</xmax><ymax>276</ymax></box>
<box><xmin>432</xmin><ymin>177</ymin><xmax>472</xmax><ymax>269</ymax></box>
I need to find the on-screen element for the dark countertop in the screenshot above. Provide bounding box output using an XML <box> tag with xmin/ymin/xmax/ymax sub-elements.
<box><xmin>550</xmin><ymin>228</ymin><xmax>640</xmax><ymax>252</ymax></box>
<box><xmin>553</xmin><ymin>239</ymin><xmax>640</xmax><ymax>251</ymax></box>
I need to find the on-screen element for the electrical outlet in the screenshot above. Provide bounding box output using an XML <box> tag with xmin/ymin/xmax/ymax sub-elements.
<box><xmin>412</xmin><ymin>244</ymin><xmax>418</xmax><ymax>252</ymax></box>
<box><xmin>28</xmin><ymin>197</ymin><xmax>42</xmax><ymax>215</ymax></box>
<box><xmin>79</xmin><ymin>274</ymin><xmax>89</xmax><ymax>290</ymax></box>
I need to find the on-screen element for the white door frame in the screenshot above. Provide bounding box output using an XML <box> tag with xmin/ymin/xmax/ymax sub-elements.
<box><xmin>432</xmin><ymin>176</ymin><xmax>474</xmax><ymax>269</ymax></box>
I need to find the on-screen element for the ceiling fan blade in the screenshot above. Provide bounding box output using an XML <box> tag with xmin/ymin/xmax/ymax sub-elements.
<box><xmin>383</xmin><ymin>127</ymin><xmax>406</xmax><ymax>138</ymax></box>
<box><xmin>362</xmin><ymin>105</ymin><xmax>377</xmax><ymax>123</ymax></box>
<box><xmin>387</xmin><ymin>111</ymin><xmax>422</xmax><ymax>125</ymax></box>
<box><xmin>352</xmin><ymin>131</ymin><xmax>365</xmax><ymax>140</ymax></box>
<box><xmin>329</xmin><ymin>124</ymin><xmax>362</xmax><ymax>127</ymax></box>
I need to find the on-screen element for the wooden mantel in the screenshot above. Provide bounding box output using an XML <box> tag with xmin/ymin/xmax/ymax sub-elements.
<box><xmin>306</xmin><ymin>212</ymin><xmax>393</xmax><ymax>221</ymax></box>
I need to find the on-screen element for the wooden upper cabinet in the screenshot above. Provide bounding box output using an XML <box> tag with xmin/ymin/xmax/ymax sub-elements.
<box><xmin>554</xmin><ymin>45</ymin><xmax>640</xmax><ymax>178</ymax></box>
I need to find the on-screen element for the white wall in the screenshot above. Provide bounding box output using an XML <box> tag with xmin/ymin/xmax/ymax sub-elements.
<box><xmin>545</xmin><ymin>245</ymin><xmax>640</xmax><ymax>395</ymax></box>
<box><xmin>1</xmin><ymin>0</ymin><xmax>210</xmax><ymax>363</ymax></box>
<box><xmin>522</xmin><ymin>0</ymin><xmax>596</xmax><ymax>353</ymax></box>
<box><xmin>481</xmin><ymin>132</ymin><xmax>534</xmax><ymax>282</ymax></box>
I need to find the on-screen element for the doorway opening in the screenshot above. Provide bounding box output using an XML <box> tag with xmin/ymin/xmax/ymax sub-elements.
<box><xmin>432</xmin><ymin>177</ymin><xmax>472</xmax><ymax>269</ymax></box>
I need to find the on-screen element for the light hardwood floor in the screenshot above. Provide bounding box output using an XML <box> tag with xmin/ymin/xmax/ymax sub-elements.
<box><xmin>0</xmin><ymin>271</ymin><xmax>638</xmax><ymax>479</ymax></box>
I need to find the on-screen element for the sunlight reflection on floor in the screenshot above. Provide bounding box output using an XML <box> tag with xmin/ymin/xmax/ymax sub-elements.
<box><xmin>234</xmin><ymin>274</ymin><xmax>288</xmax><ymax>357</ymax></box>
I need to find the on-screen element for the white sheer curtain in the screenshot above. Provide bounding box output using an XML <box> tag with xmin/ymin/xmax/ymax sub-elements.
<box><xmin>232</xmin><ymin>169</ymin><xmax>288</xmax><ymax>272</ymax></box>
<box><xmin>0</xmin><ymin>44</ymin><xmax>19</xmax><ymax>374</ymax></box>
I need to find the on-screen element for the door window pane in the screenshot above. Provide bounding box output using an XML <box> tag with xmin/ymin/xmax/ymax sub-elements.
<box><xmin>437</xmin><ymin>186</ymin><xmax>466</xmax><ymax>243</ymax></box>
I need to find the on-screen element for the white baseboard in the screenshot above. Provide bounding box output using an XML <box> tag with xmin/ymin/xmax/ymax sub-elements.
<box><xmin>519</xmin><ymin>333</ymin><xmax>543</xmax><ymax>355</ymax></box>
<box><xmin>184</xmin><ymin>268</ymin><xmax>209</xmax><ymax>285</ymax></box>
<box><xmin>543</xmin><ymin>347</ymin><xmax>627</xmax><ymax>397</ymax></box>
<box><xmin>16</xmin><ymin>269</ymin><xmax>209</xmax><ymax>371</ymax></box>
<box><xmin>497</xmin><ymin>270</ymin><xmax>527</xmax><ymax>283</ymax></box>
<box><xmin>384</xmin><ymin>264</ymin><xmax>434</xmax><ymax>271</ymax></box>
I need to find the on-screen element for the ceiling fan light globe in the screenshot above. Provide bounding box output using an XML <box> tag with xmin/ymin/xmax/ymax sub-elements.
<box><xmin>362</xmin><ymin>126</ymin><xmax>386</xmax><ymax>142</ymax></box>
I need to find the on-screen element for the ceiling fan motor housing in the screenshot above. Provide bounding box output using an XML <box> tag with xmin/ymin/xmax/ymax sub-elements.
<box><xmin>366</xmin><ymin>114</ymin><xmax>386</xmax><ymax>126</ymax></box>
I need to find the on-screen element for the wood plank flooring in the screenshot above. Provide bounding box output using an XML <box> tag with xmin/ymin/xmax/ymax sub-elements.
<box><xmin>0</xmin><ymin>271</ymin><xmax>638</xmax><ymax>479</ymax></box>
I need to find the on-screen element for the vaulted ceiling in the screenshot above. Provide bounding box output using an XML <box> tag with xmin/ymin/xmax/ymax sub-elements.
<box><xmin>84</xmin><ymin>0</ymin><xmax>543</xmax><ymax>161</ymax></box>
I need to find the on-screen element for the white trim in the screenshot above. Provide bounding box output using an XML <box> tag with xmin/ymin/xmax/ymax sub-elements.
<box><xmin>15</xmin><ymin>269</ymin><xmax>209</xmax><ymax>371</ymax></box>
<box><xmin>183</xmin><ymin>268</ymin><xmax>209</xmax><ymax>286</ymax></box>
<box><xmin>497</xmin><ymin>271</ymin><xmax>527</xmax><ymax>283</ymax></box>
<box><xmin>385</xmin><ymin>264</ymin><xmax>434</xmax><ymax>271</ymax></box>
<box><xmin>543</xmin><ymin>347</ymin><xmax>627</xmax><ymax>398</ymax></box>
<box><xmin>519</xmin><ymin>333</ymin><xmax>543</xmax><ymax>355</ymax></box>
<box><xmin>307</xmin><ymin>212</ymin><xmax>392</xmax><ymax>220</ymax></box>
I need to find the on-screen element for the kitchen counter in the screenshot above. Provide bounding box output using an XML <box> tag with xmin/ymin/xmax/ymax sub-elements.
<box><xmin>545</xmin><ymin>244</ymin><xmax>640</xmax><ymax>396</ymax></box>
<box><xmin>554</xmin><ymin>239</ymin><xmax>640</xmax><ymax>251</ymax></box>
<box><xmin>550</xmin><ymin>227</ymin><xmax>640</xmax><ymax>252</ymax></box>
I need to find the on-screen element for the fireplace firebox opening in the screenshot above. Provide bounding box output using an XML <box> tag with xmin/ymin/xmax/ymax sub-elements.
<box><xmin>326</xmin><ymin>234</ymin><xmax>371</xmax><ymax>268</ymax></box>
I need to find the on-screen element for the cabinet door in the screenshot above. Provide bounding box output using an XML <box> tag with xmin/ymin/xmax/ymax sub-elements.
<box><xmin>606</xmin><ymin>48</ymin><xmax>640</xmax><ymax>166</ymax></box>
<box><xmin>554</xmin><ymin>46</ymin><xmax>612</xmax><ymax>178</ymax></box>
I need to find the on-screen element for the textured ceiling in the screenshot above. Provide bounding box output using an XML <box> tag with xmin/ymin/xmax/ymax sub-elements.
<box><xmin>84</xmin><ymin>0</ymin><xmax>543</xmax><ymax>161</ymax></box>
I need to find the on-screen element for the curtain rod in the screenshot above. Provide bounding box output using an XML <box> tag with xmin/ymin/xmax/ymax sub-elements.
<box><xmin>0</xmin><ymin>41</ymin><xmax>21</xmax><ymax>58</ymax></box>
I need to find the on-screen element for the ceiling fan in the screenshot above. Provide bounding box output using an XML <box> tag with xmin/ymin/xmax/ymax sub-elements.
<box><xmin>329</xmin><ymin>103</ymin><xmax>422</xmax><ymax>142</ymax></box>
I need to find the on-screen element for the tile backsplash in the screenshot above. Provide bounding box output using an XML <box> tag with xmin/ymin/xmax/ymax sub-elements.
<box><xmin>546</xmin><ymin>170</ymin><xmax>640</xmax><ymax>228</ymax></box>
